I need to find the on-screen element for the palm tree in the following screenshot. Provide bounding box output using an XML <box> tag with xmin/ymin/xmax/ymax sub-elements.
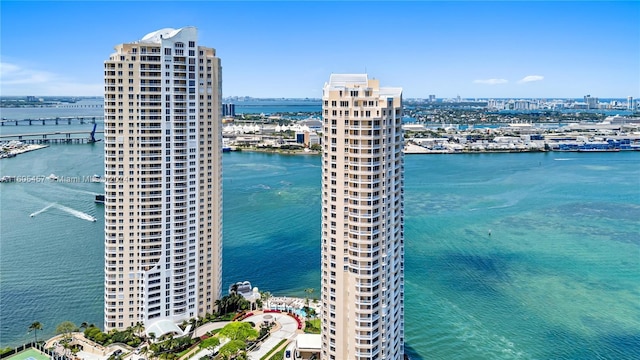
<box><xmin>139</xmin><ymin>346</ymin><xmax>149</xmax><ymax>360</ymax></box>
<box><xmin>188</xmin><ymin>318</ymin><xmax>199</xmax><ymax>335</ymax></box>
<box><xmin>230</xmin><ymin>283</ymin><xmax>239</xmax><ymax>294</ymax></box>
<box><xmin>260</xmin><ymin>291</ymin><xmax>272</xmax><ymax>310</ymax></box>
<box><xmin>304</xmin><ymin>288</ymin><xmax>315</xmax><ymax>308</ymax></box>
<box><xmin>28</xmin><ymin>322</ymin><xmax>43</xmax><ymax>344</ymax></box>
<box><xmin>133</xmin><ymin>321</ymin><xmax>145</xmax><ymax>339</ymax></box>
<box><xmin>303</xmin><ymin>288</ymin><xmax>316</xmax><ymax>320</ymax></box>
<box><xmin>214</xmin><ymin>299</ymin><xmax>222</xmax><ymax>315</ymax></box>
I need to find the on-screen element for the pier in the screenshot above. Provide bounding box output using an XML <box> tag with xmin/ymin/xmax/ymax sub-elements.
<box><xmin>0</xmin><ymin>131</ymin><xmax>103</xmax><ymax>144</ymax></box>
<box><xmin>0</xmin><ymin>116</ymin><xmax>104</xmax><ymax>126</ymax></box>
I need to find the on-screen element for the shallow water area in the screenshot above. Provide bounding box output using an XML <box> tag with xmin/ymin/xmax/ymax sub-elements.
<box><xmin>1</xmin><ymin>130</ymin><xmax>639</xmax><ymax>359</ymax></box>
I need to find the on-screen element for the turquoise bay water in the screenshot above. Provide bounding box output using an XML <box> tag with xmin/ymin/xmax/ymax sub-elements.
<box><xmin>1</xmin><ymin>138</ymin><xmax>639</xmax><ymax>358</ymax></box>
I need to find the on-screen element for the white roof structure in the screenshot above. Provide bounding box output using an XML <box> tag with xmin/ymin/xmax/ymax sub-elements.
<box><xmin>295</xmin><ymin>333</ymin><xmax>322</xmax><ymax>351</ymax></box>
<box><xmin>379</xmin><ymin>87</ymin><xmax>403</xmax><ymax>98</ymax></box>
<box><xmin>325</xmin><ymin>74</ymin><xmax>402</xmax><ymax>98</ymax></box>
<box><xmin>145</xmin><ymin>319</ymin><xmax>184</xmax><ymax>339</ymax></box>
<box><xmin>326</xmin><ymin>74</ymin><xmax>368</xmax><ymax>90</ymax></box>
<box><xmin>138</xmin><ymin>26</ymin><xmax>196</xmax><ymax>44</ymax></box>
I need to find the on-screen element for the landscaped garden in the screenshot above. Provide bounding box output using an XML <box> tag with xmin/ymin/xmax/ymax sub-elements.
<box><xmin>19</xmin><ymin>289</ymin><xmax>308</xmax><ymax>360</ymax></box>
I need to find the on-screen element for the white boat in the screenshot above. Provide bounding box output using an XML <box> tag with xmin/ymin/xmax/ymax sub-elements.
<box><xmin>48</xmin><ymin>173</ymin><xmax>58</xmax><ymax>181</ymax></box>
<box><xmin>90</xmin><ymin>174</ymin><xmax>103</xmax><ymax>183</ymax></box>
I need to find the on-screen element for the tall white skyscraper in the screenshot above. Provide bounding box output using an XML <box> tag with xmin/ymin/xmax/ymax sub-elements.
<box><xmin>321</xmin><ymin>74</ymin><xmax>405</xmax><ymax>359</ymax></box>
<box><xmin>584</xmin><ymin>94</ymin><xmax>598</xmax><ymax>109</ymax></box>
<box><xmin>103</xmin><ymin>27</ymin><xmax>223</xmax><ymax>332</ymax></box>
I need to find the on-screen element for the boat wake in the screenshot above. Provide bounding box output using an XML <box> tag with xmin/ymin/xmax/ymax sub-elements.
<box><xmin>54</xmin><ymin>204</ymin><xmax>97</xmax><ymax>222</ymax></box>
<box><xmin>59</xmin><ymin>187</ymin><xmax>101</xmax><ymax>196</ymax></box>
<box><xmin>30</xmin><ymin>203</ymin><xmax>56</xmax><ymax>217</ymax></box>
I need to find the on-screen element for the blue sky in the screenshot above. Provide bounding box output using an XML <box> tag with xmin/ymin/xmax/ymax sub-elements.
<box><xmin>1</xmin><ymin>1</ymin><xmax>638</xmax><ymax>98</ymax></box>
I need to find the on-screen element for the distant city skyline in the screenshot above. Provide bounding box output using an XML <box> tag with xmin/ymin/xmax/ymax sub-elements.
<box><xmin>1</xmin><ymin>1</ymin><xmax>638</xmax><ymax>98</ymax></box>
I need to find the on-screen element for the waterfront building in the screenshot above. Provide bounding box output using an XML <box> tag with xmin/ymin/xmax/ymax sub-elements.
<box><xmin>103</xmin><ymin>27</ymin><xmax>223</xmax><ymax>332</ymax></box>
<box><xmin>321</xmin><ymin>74</ymin><xmax>405</xmax><ymax>359</ymax></box>
<box><xmin>222</xmin><ymin>103</ymin><xmax>236</xmax><ymax>117</ymax></box>
<box><xmin>584</xmin><ymin>94</ymin><xmax>598</xmax><ymax>109</ymax></box>
<box><xmin>628</xmin><ymin>96</ymin><xmax>634</xmax><ymax>111</ymax></box>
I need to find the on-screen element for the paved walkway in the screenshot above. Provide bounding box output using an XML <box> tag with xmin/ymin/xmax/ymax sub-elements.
<box><xmin>188</xmin><ymin>321</ymin><xmax>231</xmax><ymax>360</ymax></box>
<box><xmin>189</xmin><ymin>313</ymin><xmax>300</xmax><ymax>360</ymax></box>
<box><xmin>42</xmin><ymin>311</ymin><xmax>303</xmax><ymax>360</ymax></box>
<box><xmin>244</xmin><ymin>313</ymin><xmax>299</xmax><ymax>360</ymax></box>
<box><xmin>192</xmin><ymin>321</ymin><xmax>230</xmax><ymax>338</ymax></box>
<box><xmin>185</xmin><ymin>338</ymin><xmax>230</xmax><ymax>360</ymax></box>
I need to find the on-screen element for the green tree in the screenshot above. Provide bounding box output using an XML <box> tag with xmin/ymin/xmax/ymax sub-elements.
<box><xmin>218</xmin><ymin>322</ymin><xmax>258</xmax><ymax>342</ymax></box>
<box><xmin>199</xmin><ymin>337</ymin><xmax>220</xmax><ymax>355</ymax></box>
<box><xmin>217</xmin><ymin>340</ymin><xmax>246</xmax><ymax>358</ymax></box>
<box><xmin>28</xmin><ymin>321</ymin><xmax>43</xmax><ymax>343</ymax></box>
<box><xmin>56</xmin><ymin>321</ymin><xmax>77</xmax><ymax>340</ymax></box>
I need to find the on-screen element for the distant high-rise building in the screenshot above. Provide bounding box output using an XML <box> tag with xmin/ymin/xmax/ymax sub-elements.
<box><xmin>103</xmin><ymin>27</ymin><xmax>223</xmax><ymax>332</ymax></box>
<box><xmin>628</xmin><ymin>96</ymin><xmax>634</xmax><ymax>111</ymax></box>
<box><xmin>584</xmin><ymin>95</ymin><xmax>598</xmax><ymax>109</ymax></box>
<box><xmin>222</xmin><ymin>103</ymin><xmax>236</xmax><ymax>117</ymax></box>
<box><xmin>428</xmin><ymin>94</ymin><xmax>436</xmax><ymax>103</ymax></box>
<box><xmin>321</xmin><ymin>74</ymin><xmax>405</xmax><ymax>360</ymax></box>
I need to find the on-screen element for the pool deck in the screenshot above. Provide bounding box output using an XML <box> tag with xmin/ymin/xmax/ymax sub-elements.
<box><xmin>33</xmin><ymin>297</ymin><xmax>319</xmax><ymax>360</ymax></box>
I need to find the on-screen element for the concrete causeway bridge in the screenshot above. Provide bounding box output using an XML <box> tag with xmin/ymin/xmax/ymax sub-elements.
<box><xmin>0</xmin><ymin>130</ymin><xmax>104</xmax><ymax>144</ymax></box>
<box><xmin>0</xmin><ymin>116</ymin><xmax>104</xmax><ymax>126</ymax></box>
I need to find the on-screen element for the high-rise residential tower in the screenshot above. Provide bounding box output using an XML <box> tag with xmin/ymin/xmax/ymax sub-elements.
<box><xmin>321</xmin><ymin>74</ymin><xmax>405</xmax><ymax>359</ymax></box>
<box><xmin>103</xmin><ymin>27</ymin><xmax>223</xmax><ymax>332</ymax></box>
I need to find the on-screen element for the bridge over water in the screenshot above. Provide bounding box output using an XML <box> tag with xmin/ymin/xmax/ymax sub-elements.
<box><xmin>0</xmin><ymin>130</ymin><xmax>104</xmax><ymax>144</ymax></box>
<box><xmin>0</xmin><ymin>116</ymin><xmax>105</xmax><ymax>126</ymax></box>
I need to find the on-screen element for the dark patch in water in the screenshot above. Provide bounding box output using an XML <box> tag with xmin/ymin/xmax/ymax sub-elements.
<box><xmin>499</xmin><ymin>216</ymin><xmax>540</xmax><ymax>230</ymax></box>
<box><xmin>438</xmin><ymin>252</ymin><xmax>514</xmax><ymax>295</ymax></box>
<box><xmin>608</xmin><ymin>231</ymin><xmax>640</xmax><ymax>246</ymax></box>
<box><xmin>403</xmin><ymin>344</ymin><xmax>425</xmax><ymax>360</ymax></box>
<box><xmin>554</xmin><ymin>202</ymin><xmax>640</xmax><ymax>223</ymax></box>
<box><xmin>600</xmin><ymin>333</ymin><xmax>640</xmax><ymax>359</ymax></box>
<box><xmin>543</xmin><ymin>327</ymin><xmax>640</xmax><ymax>360</ymax></box>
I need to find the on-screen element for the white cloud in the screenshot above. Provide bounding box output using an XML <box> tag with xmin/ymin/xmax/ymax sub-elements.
<box><xmin>0</xmin><ymin>61</ymin><xmax>55</xmax><ymax>85</ymax></box>
<box><xmin>0</xmin><ymin>60</ymin><xmax>102</xmax><ymax>96</ymax></box>
<box><xmin>473</xmin><ymin>78</ymin><xmax>508</xmax><ymax>85</ymax></box>
<box><xmin>519</xmin><ymin>75</ymin><xmax>544</xmax><ymax>83</ymax></box>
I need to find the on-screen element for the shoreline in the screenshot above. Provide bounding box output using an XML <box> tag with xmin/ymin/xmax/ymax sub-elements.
<box><xmin>230</xmin><ymin>147</ymin><xmax>321</xmax><ymax>156</ymax></box>
<box><xmin>231</xmin><ymin>145</ymin><xmax>632</xmax><ymax>155</ymax></box>
<box><xmin>0</xmin><ymin>144</ymin><xmax>49</xmax><ymax>159</ymax></box>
